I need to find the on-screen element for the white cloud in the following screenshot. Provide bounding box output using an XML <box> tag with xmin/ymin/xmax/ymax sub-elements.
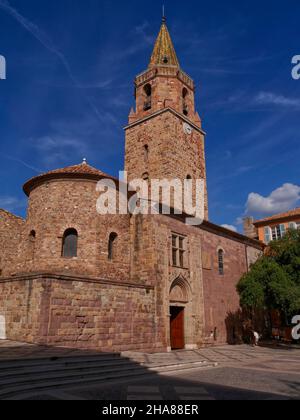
<box><xmin>255</xmin><ymin>92</ymin><xmax>300</xmax><ymax>108</ymax></box>
<box><xmin>246</xmin><ymin>183</ymin><xmax>300</xmax><ymax>215</ymax></box>
<box><xmin>221</xmin><ymin>224</ymin><xmax>238</xmax><ymax>233</ymax></box>
<box><xmin>0</xmin><ymin>196</ymin><xmax>24</xmax><ymax>212</ymax></box>
<box><xmin>30</xmin><ymin>135</ymin><xmax>87</xmax><ymax>168</ymax></box>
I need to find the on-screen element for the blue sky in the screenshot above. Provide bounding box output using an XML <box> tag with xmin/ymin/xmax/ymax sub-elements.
<box><xmin>0</xmin><ymin>0</ymin><xmax>299</xmax><ymax>231</ymax></box>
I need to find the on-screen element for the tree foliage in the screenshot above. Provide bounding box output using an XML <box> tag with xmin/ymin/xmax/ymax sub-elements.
<box><xmin>237</xmin><ymin>229</ymin><xmax>300</xmax><ymax>316</ymax></box>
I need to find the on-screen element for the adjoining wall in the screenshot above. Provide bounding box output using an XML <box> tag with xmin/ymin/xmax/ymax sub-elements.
<box><xmin>0</xmin><ymin>277</ymin><xmax>43</xmax><ymax>342</ymax></box>
<box><xmin>201</xmin><ymin>228</ymin><xmax>262</xmax><ymax>346</ymax></box>
<box><xmin>0</xmin><ymin>274</ymin><xmax>163</xmax><ymax>353</ymax></box>
<box><xmin>0</xmin><ymin>209</ymin><xmax>25</xmax><ymax>277</ymax></box>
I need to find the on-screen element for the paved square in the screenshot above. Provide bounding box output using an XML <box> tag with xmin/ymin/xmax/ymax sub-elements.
<box><xmin>0</xmin><ymin>341</ymin><xmax>299</xmax><ymax>400</ymax></box>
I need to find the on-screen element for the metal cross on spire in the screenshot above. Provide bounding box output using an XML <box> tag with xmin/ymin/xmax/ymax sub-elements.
<box><xmin>162</xmin><ymin>4</ymin><xmax>166</xmax><ymax>22</ymax></box>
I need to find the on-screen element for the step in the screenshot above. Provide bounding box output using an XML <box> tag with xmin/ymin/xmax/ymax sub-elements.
<box><xmin>149</xmin><ymin>360</ymin><xmax>217</xmax><ymax>372</ymax></box>
<box><xmin>0</xmin><ymin>361</ymin><xmax>217</xmax><ymax>400</ymax></box>
<box><xmin>0</xmin><ymin>354</ymin><xmax>121</xmax><ymax>369</ymax></box>
<box><xmin>0</xmin><ymin>365</ymin><xmax>151</xmax><ymax>399</ymax></box>
<box><xmin>0</xmin><ymin>363</ymin><xmax>148</xmax><ymax>388</ymax></box>
<box><xmin>0</xmin><ymin>358</ymin><xmax>136</xmax><ymax>379</ymax></box>
<box><xmin>0</xmin><ymin>359</ymin><xmax>211</xmax><ymax>385</ymax></box>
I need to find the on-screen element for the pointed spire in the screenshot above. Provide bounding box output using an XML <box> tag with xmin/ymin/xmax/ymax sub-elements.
<box><xmin>149</xmin><ymin>17</ymin><xmax>180</xmax><ymax>68</ymax></box>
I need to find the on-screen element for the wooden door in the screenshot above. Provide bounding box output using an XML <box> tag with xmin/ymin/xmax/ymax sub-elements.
<box><xmin>170</xmin><ymin>307</ymin><xmax>185</xmax><ymax>350</ymax></box>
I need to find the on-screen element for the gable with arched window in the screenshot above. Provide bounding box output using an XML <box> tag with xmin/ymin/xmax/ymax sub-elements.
<box><xmin>108</xmin><ymin>232</ymin><xmax>118</xmax><ymax>261</ymax></box>
<box><xmin>62</xmin><ymin>228</ymin><xmax>78</xmax><ymax>258</ymax></box>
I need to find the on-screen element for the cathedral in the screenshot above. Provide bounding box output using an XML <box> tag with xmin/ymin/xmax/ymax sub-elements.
<box><xmin>0</xmin><ymin>18</ymin><xmax>263</xmax><ymax>352</ymax></box>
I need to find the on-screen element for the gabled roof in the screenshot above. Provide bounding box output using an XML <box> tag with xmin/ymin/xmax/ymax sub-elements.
<box><xmin>23</xmin><ymin>161</ymin><xmax>116</xmax><ymax>196</ymax></box>
<box><xmin>253</xmin><ymin>208</ymin><xmax>300</xmax><ymax>226</ymax></box>
<box><xmin>149</xmin><ymin>18</ymin><xmax>180</xmax><ymax>68</ymax></box>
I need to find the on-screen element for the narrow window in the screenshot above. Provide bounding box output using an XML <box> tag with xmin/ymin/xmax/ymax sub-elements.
<box><xmin>143</xmin><ymin>84</ymin><xmax>152</xmax><ymax>111</ymax></box>
<box><xmin>182</xmin><ymin>88</ymin><xmax>189</xmax><ymax>116</ymax></box>
<box><xmin>108</xmin><ymin>232</ymin><xmax>118</xmax><ymax>261</ymax></box>
<box><xmin>264</xmin><ymin>227</ymin><xmax>272</xmax><ymax>244</ymax></box>
<box><xmin>279</xmin><ymin>224</ymin><xmax>286</xmax><ymax>238</ymax></box>
<box><xmin>29</xmin><ymin>230</ymin><xmax>36</xmax><ymax>240</ymax></box>
<box><xmin>218</xmin><ymin>249</ymin><xmax>224</xmax><ymax>275</ymax></box>
<box><xmin>29</xmin><ymin>230</ymin><xmax>36</xmax><ymax>260</ymax></box>
<box><xmin>172</xmin><ymin>234</ymin><xmax>186</xmax><ymax>268</ymax></box>
<box><xmin>62</xmin><ymin>229</ymin><xmax>78</xmax><ymax>258</ymax></box>
<box><xmin>272</xmin><ymin>224</ymin><xmax>286</xmax><ymax>241</ymax></box>
<box><xmin>144</xmin><ymin>145</ymin><xmax>149</xmax><ymax>162</ymax></box>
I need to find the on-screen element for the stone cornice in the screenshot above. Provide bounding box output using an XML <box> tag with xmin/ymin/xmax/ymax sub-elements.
<box><xmin>0</xmin><ymin>272</ymin><xmax>154</xmax><ymax>290</ymax></box>
<box><xmin>124</xmin><ymin>107</ymin><xmax>206</xmax><ymax>136</ymax></box>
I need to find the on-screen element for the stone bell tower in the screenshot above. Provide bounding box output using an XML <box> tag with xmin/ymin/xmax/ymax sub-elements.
<box><xmin>124</xmin><ymin>17</ymin><xmax>208</xmax><ymax>219</ymax></box>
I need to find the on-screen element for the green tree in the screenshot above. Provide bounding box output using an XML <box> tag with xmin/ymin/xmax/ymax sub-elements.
<box><xmin>237</xmin><ymin>229</ymin><xmax>300</xmax><ymax>317</ymax></box>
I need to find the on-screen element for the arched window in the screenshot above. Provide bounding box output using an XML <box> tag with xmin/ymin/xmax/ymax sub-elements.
<box><xmin>29</xmin><ymin>230</ymin><xmax>36</xmax><ymax>260</ymax></box>
<box><xmin>288</xmin><ymin>222</ymin><xmax>297</xmax><ymax>230</ymax></box>
<box><xmin>143</xmin><ymin>84</ymin><xmax>152</xmax><ymax>111</ymax></box>
<box><xmin>108</xmin><ymin>232</ymin><xmax>118</xmax><ymax>261</ymax></box>
<box><xmin>182</xmin><ymin>88</ymin><xmax>189</xmax><ymax>116</ymax></box>
<box><xmin>62</xmin><ymin>229</ymin><xmax>78</xmax><ymax>258</ymax></box>
<box><xmin>218</xmin><ymin>249</ymin><xmax>224</xmax><ymax>275</ymax></box>
<box><xmin>186</xmin><ymin>175</ymin><xmax>192</xmax><ymax>180</ymax></box>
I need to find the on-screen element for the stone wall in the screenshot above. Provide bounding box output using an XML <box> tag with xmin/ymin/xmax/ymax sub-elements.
<box><xmin>0</xmin><ymin>274</ymin><xmax>162</xmax><ymax>353</ymax></box>
<box><xmin>0</xmin><ymin>209</ymin><xmax>25</xmax><ymax>277</ymax></box>
<box><xmin>201</xmin><ymin>226</ymin><xmax>262</xmax><ymax>345</ymax></box>
<box><xmin>0</xmin><ymin>276</ymin><xmax>43</xmax><ymax>342</ymax></box>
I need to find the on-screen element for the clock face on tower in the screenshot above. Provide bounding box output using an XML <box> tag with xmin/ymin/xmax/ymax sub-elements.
<box><xmin>183</xmin><ymin>122</ymin><xmax>193</xmax><ymax>135</ymax></box>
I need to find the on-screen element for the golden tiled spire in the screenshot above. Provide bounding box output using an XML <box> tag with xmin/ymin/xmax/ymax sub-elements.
<box><xmin>149</xmin><ymin>17</ymin><xmax>180</xmax><ymax>68</ymax></box>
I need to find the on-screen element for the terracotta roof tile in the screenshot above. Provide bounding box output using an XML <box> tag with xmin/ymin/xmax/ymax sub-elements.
<box><xmin>254</xmin><ymin>208</ymin><xmax>300</xmax><ymax>225</ymax></box>
<box><xmin>23</xmin><ymin>162</ymin><xmax>116</xmax><ymax>196</ymax></box>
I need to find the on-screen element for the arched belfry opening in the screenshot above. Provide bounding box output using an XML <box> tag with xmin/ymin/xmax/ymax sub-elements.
<box><xmin>182</xmin><ymin>87</ymin><xmax>189</xmax><ymax>116</ymax></box>
<box><xmin>169</xmin><ymin>277</ymin><xmax>192</xmax><ymax>351</ymax></box>
<box><xmin>143</xmin><ymin>83</ymin><xmax>152</xmax><ymax>111</ymax></box>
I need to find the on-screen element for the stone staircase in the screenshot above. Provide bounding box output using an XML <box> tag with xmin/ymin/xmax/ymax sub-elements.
<box><xmin>0</xmin><ymin>350</ymin><xmax>217</xmax><ymax>400</ymax></box>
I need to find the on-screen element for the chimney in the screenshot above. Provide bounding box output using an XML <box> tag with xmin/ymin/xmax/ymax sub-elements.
<box><xmin>243</xmin><ymin>217</ymin><xmax>258</xmax><ymax>239</ymax></box>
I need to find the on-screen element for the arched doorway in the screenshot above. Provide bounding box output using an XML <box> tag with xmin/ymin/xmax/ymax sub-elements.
<box><xmin>169</xmin><ymin>277</ymin><xmax>190</xmax><ymax>350</ymax></box>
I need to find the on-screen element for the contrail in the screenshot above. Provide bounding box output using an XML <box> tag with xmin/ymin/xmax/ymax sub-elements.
<box><xmin>0</xmin><ymin>0</ymin><xmax>104</xmax><ymax>120</ymax></box>
<box><xmin>0</xmin><ymin>152</ymin><xmax>42</xmax><ymax>173</ymax></box>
